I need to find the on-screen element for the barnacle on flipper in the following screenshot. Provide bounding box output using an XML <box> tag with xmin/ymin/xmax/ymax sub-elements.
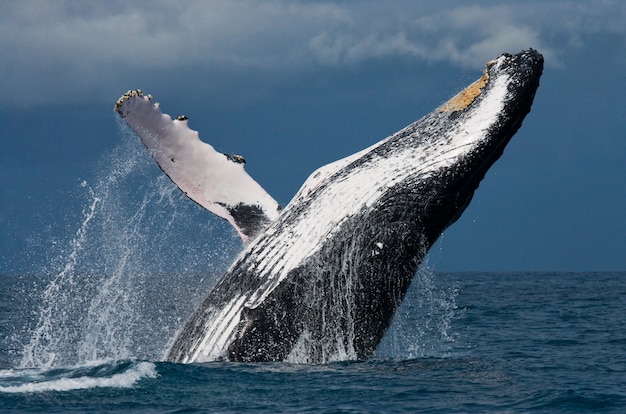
<box><xmin>114</xmin><ymin>89</ymin><xmax>144</xmax><ymax>113</ymax></box>
<box><xmin>225</xmin><ymin>154</ymin><xmax>246</xmax><ymax>164</ymax></box>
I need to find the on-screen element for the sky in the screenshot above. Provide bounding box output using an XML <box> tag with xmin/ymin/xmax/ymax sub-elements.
<box><xmin>1</xmin><ymin>0</ymin><xmax>625</xmax><ymax>274</ymax></box>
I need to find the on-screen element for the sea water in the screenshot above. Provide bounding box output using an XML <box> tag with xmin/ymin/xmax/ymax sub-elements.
<box><xmin>2</xmin><ymin>272</ymin><xmax>625</xmax><ymax>412</ymax></box>
<box><xmin>1</xmin><ymin>130</ymin><xmax>625</xmax><ymax>412</ymax></box>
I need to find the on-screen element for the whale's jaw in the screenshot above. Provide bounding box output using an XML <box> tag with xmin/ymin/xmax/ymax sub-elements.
<box><xmin>154</xmin><ymin>50</ymin><xmax>543</xmax><ymax>363</ymax></box>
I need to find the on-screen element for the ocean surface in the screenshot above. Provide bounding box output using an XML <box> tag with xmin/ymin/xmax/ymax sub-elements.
<box><xmin>2</xmin><ymin>271</ymin><xmax>625</xmax><ymax>413</ymax></box>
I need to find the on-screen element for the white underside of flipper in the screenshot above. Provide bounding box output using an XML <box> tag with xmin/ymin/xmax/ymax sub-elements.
<box><xmin>115</xmin><ymin>90</ymin><xmax>281</xmax><ymax>241</ymax></box>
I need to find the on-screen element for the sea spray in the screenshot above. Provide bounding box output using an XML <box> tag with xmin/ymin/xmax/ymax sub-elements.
<box><xmin>19</xmin><ymin>185</ymin><xmax>101</xmax><ymax>368</ymax></box>
<box><xmin>375</xmin><ymin>265</ymin><xmax>461</xmax><ymax>359</ymax></box>
<box><xmin>19</xmin><ymin>124</ymin><xmax>240</xmax><ymax>368</ymax></box>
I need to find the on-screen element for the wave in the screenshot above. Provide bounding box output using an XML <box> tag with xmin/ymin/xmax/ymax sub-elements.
<box><xmin>0</xmin><ymin>360</ymin><xmax>157</xmax><ymax>394</ymax></box>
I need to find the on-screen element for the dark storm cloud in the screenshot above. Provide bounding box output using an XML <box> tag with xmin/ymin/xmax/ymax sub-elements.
<box><xmin>1</xmin><ymin>1</ymin><xmax>623</xmax><ymax>105</ymax></box>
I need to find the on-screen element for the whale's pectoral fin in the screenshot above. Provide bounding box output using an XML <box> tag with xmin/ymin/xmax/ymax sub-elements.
<box><xmin>115</xmin><ymin>90</ymin><xmax>281</xmax><ymax>241</ymax></box>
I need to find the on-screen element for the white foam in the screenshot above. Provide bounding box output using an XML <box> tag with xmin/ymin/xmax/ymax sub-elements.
<box><xmin>0</xmin><ymin>362</ymin><xmax>157</xmax><ymax>394</ymax></box>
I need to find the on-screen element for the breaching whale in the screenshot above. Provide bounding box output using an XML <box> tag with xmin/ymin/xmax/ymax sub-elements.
<box><xmin>115</xmin><ymin>49</ymin><xmax>543</xmax><ymax>363</ymax></box>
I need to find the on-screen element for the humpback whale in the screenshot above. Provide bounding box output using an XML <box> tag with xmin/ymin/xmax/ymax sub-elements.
<box><xmin>115</xmin><ymin>49</ymin><xmax>543</xmax><ymax>363</ymax></box>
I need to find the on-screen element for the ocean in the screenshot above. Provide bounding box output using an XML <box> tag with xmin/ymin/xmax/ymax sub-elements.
<box><xmin>1</xmin><ymin>271</ymin><xmax>625</xmax><ymax>413</ymax></box>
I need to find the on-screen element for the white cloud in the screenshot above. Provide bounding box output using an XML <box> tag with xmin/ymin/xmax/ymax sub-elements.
<box><xmin>0</xmin><ymin>0</ymin><xmax>623</xmax><ymax>105</ymax></box>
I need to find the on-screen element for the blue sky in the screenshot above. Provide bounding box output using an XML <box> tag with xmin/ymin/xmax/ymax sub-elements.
<box><xmin>1</xmin><ymin>1</ymin><xmax>625</xmax><ymax>273</ymax></box>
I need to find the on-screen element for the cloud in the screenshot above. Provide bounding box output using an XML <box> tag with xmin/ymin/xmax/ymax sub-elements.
<box><xmin>0</xmin><ymin>0</ymin><xmax>623</xmax><ymax>105</ymax></box>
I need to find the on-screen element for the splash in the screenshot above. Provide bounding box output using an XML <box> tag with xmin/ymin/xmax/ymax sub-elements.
<box><xmin>19</xmin><ymin>122</ymin><xmax>239</xmax><ymax>369</ymax></box>
<box><xmin>375</xmin><ymin>266</ymin><xmax>461</xmax><ymax>359</ymax></box>
<box><xmin>19</xmin><ymin>186</ymin><xmax>101</xmax><ymax>368</ymax></box>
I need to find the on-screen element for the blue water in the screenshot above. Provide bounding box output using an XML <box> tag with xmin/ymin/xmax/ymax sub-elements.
<box><xmin>2</xmin><ymin>271</ymin><xmax>625</xmax><ymax>413</ymax></box>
